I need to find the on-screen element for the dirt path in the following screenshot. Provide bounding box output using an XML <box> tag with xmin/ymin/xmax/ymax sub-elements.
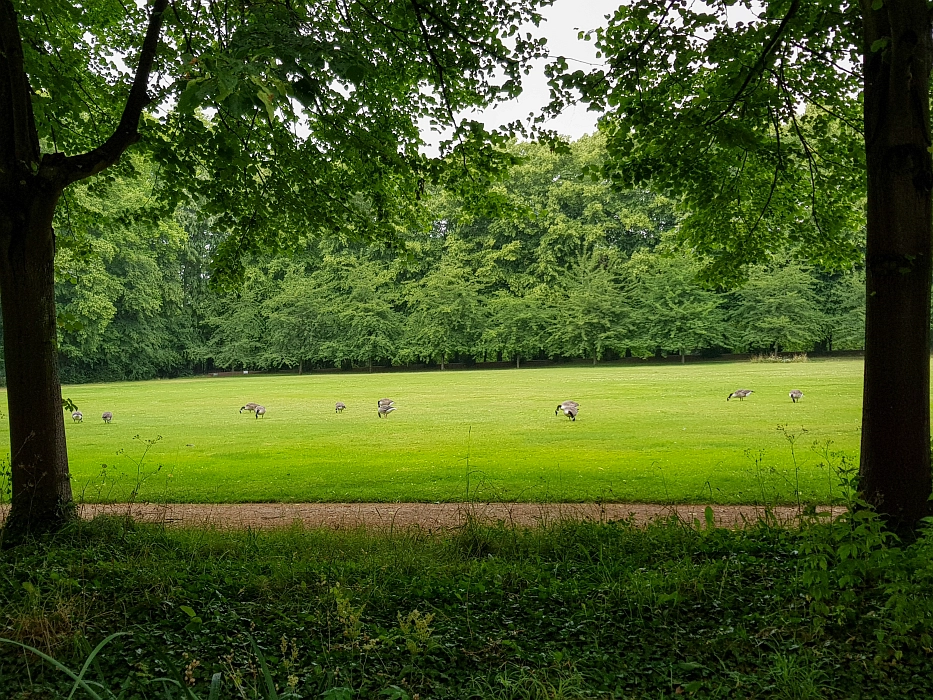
<box><xmin>0</xmin><ymin>502</ymin><xmax>840</xmax><ymax>531</ymax></box>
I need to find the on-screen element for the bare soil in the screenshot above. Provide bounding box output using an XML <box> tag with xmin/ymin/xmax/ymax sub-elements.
<box><xmin>0</xmin><ymin>502</ymin><xmax>841</xmax><ymax>531</ymax></box>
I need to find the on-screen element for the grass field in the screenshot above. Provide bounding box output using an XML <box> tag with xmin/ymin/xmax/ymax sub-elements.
<box><xmin>1</xmin><ymin>359</ymin><xmax>869</xmax><ymax>504</ymax></box>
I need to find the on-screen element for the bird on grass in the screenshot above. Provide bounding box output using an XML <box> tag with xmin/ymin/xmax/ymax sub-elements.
<box><xmin>71</xmin><ymin>411</ymin><xmax>83</xmax><ymax>423</ymax></box>
<box><xmin>556</xmin><ymin>401</ymin><xmax>579</xmax><ymax>421</ymax></box>
<box><xmin>255</xmin><ymin>406</ymin><xmax>266</xmax><ymax>418</ymax></box>
<box><xmin>377</xmin><ymin>398</ymin><xmax>394</xmax><ymax>407</ymax></box>
<box><xmin>555</xmin><ymin>400</ymin><xmax>579</xmax><ymax>416</ymax></box>
<box><xmin>558</xmin><ymin>405</ymin><xmax>578</xmax><ymax>421</ymax></box>
<box><xmin>101</xmin><ymin>411</ymin><xmax>113</xmax><ymax>423</ymax></box>
<box><xmin>727</xmin><ymin>389</ymin><xmax>753</xmax><ymax>401</ymax></box>
<box><xmin>789</xmin><ymin>389</ymin><xmax>804</xmax><ymax>403</ymax></box>
<box><xmin>240</xmin><ymin>402</ymin><xmax>260</xmax><ymax>414</ymax></box>
<box><xmin>378</xmin><ymin>405</ymin><xmax>396</xmax><ymax>418</ymax></box>
<box><xmin>335</xmin><ymin>402</ymin><xmax>346</xmax><ymax>413</ymax></box>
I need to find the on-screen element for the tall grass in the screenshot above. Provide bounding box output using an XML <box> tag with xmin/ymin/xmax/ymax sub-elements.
<box><xmin>2</xmin><ymin>498</ymin><xmax>932</xmax><ymax>698</ymax></box>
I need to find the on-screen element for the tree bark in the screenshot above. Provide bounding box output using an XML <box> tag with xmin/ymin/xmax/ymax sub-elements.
<box><xmin>859</xmin><ymin>0</ymin><xmax>933</xmax><ymax>530</ymax></box>
<box><xmin>0</xmin><ymin>0</ymin><xmax>167</xmax><ymax>539</ymax></box>
<box><xmin>0</xmin><ymin>188</ymin><xmax>74</xmax><ymax>538</ymax></box>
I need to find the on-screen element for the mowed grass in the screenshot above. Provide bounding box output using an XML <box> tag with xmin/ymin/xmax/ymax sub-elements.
<box><xmin>1</xmin><ymin>359</ymin><xmax>868</xmax><ymax>504</ymax></box>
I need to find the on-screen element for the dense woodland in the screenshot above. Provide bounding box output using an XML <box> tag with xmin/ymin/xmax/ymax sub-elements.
<box><xmin>30</xmin><ymin>135</ymin><xmax>866</xmax><ymax>384</ymax></box>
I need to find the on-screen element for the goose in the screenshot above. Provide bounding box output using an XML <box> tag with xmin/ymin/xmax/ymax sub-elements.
<box><xmin>335</xmin><ymin>402</ymin><xmax>346</xmax><ymax>413</ymax></box>
<box><xmin>101</xmin><ymin>411</ymin><xmax>113</xmax><ymax>423</ymax></box>
<box><xmin>71</xmin><ymin>411</ymin><xmax>83</xmax><ymax>423</ymax></box>
<box><xmin>558</xmin><ymin>405</ymin><xmax>578</xmax><ymax>421</ymax></box>
<box><xmin>727</xmin><ymin>389</ymin><xmax>753</xmax><ymax>401</ymax></box>
<box><xmin>555</xmin><ymin>400</ymin><xmax>579</xmax><ymax>416</ymax></box>
<box><xmin>789</xmin><ymin>389</ymin><xmax>804</xmax><ymax>403</ymax></box>
<box><xmin>377</xmin><ymin>398</ymin><xmax>394</xmax><ymax>407</ymax></box>
<box><xmin>378</xmin><ymin>405</ymin><xmax>396</xmax><ymax>418</ymax></box>
<box><xmin>255</xmin><ymin>406</ymin><xmax>266</xmax><ymax>419</ymax></box>
<box><xmin>240</xmin><ymin>402</ymin><xmax>260</xmax><ymax>414</ymax></box>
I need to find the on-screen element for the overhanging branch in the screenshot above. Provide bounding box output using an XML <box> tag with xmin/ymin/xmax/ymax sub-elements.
<box><xmin>704</xmin><ymin>0</ymin><xmax>801</xmax><ymax>127</ymax></box>
<box><xmin>44</xmin><ymin>0</ymin><xmax>169</xmax><ymax>187</ymax></box>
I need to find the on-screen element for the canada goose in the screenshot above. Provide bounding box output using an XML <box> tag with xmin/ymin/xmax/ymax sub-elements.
<box><xmin>555</xmin><ymin>400</ymin><xmax>579</xmax><ymax>416</ymax></box>
<box><xmin>378</xmin><ymin>405</ymin><xmax>396</xmax><ymax>418</ymax></box>
<box><xmin>71</xmin><ymin>411</ymin><xmax>83</xmax><ymax>423</ymax></box>
<box><xmin>101</xmin><ymin>411</ymin><xmax>113</xmax><ymax>423</ymax></box>
<box><xmin>335</xmin><ymin>402</ymin><xmax>346</xmax><ymax>413</ymax></box>
<box><xmin>727</xmin><ymin>389</ymin><xmax>753</xmax><ymax>401</ymax></box>
<box><xmin>559</xmin><ymin>405</ymin><xmax>578</xmax><ymax>421</ymax></box>
<box><xmin>377</xmin><ymin>398</ymin><xmax>394</xmax><ymax>407</ymax></box>
<box><xmin>240</xmin><ymin>402</ymin><xmax>260</xmax><ymax>414</ymax></box>
<box><xmin>789</xmin><ymin>389</ymin><xmax>804</xmax><ymax>403</ymax></box>
<box><xmin>255</xmin><ymin>406</ymin><xmax>266</xmax><ymax>418</ymax></box>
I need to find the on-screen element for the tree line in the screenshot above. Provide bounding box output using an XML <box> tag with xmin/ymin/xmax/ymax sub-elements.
<box><xmin>37</xmin><ymin>136</ymin><xmax>866</xmax><ymax>383</ymax></box>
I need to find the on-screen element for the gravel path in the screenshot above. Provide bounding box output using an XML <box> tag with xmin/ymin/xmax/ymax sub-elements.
<box><xmin>0</xmin><ymin>502</ymin><xmax>841</xmax><ymax>531</ymax></box>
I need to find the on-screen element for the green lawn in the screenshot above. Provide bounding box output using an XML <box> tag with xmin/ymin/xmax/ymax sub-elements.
<box><xmin>2</xmin><ymin>359</ymin><xmax>869</xmax><ymax>504</ymax></box>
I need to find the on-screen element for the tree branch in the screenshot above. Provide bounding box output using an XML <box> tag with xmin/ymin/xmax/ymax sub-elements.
<box><xmin>43</xmin><ymin>0</ymin><xmax>169</xmax><ymax>187</ymax></box>
<box><xmin>703</xmin><ymin>0</ymin><xmax>801</xmax><ymax>127</ymax></box>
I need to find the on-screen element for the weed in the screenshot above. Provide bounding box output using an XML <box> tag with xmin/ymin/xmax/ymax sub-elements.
<box><xmin>332</xmin><ymin>583</ymin><xmax>365</xmax><ymax>646</ymax></box>
<box><xmin>396</xmin><ymin>609</ymin><xmax>435</xmax><ymax>657</ymax></box>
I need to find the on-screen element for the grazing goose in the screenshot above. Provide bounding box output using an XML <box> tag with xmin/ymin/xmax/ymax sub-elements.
<box><xmin>555</xmin><ymin>400</ymin><xmax>579</xmax><ymax>416</ymax></box>
<box><xmin>335</xmin><ymin>402</ymin><xmax>346</xmax><ymax>413</ymax></box>
<box><xmin>101</xmin><ymin>411</ymin><xmax>113</xmax><ymax>423</ymax></box>
<box><xmin>255</xmin><ymin>405</ymin><xmax>266</xmax><ymax>419</ymax></box>
<box><xmin>377</xmin><ymin>398</ymin><xmax>394</xmax><ymax>407</ymax></box>
<box><xmin>378</xmin><ymin>405</ymin><xmax>396</xmax><ymax>418</ymax></box>
<box><xmin>558</xmin><ymin>405</ymin><xmax>578</xmax><ymax>421</ymax></box>
<box><xmin>789</xmin><ymin>389</ymin><xmax>804</xmax><ymax>403</ymax></box>
<box><xmin>240</xmin><ymin>402</ymin><xmax>260</xmax><ymax>414</ymax></box>
<box><xmin>727</xmin><ymin>389</ymin><xmax>753</xmax><ymax>401</ymax></box>
<box><xmin>71</xmin><ymin>411</ymin><xmax>83</xmax><ymax>423</ymax></box>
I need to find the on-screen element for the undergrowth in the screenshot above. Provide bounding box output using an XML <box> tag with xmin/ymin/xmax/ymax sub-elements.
<box><xmin>1</xmin><ymin>497</ymin><xmax>932</xmax><ymax>699</ymax></box>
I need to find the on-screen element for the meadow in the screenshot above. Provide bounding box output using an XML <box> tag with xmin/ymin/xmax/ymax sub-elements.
<box><xmin>0</xmin><ymin>358</ymin><xmax>868</xmax><ymax>505</ymax></box>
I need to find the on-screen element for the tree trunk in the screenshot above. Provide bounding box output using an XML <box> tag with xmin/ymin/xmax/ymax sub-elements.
<box><xmin>516</xmin><ymin>354</ymin><xmax>520</xmax><ymax>369</ymax></box>
<box><xmin>298</xmin><ymin>359</ymin><xmax>303</xmax><ymax>375</ymax></box>
<box><xmin>0</xmin><ymin>188</ymin><xmax>74</xmax><ymax>539</ymax></box>
<box><xmin>680</xmin><ymin>349</ymin><xmax>685</xmax><ymax>364</ymax></box>
<box><xmin>859</xmin><ymin>0</ymin><xmax>933</xmax><ymax>530</ymax></box>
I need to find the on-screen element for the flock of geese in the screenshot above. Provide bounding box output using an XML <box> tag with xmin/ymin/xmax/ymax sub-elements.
<box><xmin>728</xmin><ymin>389</ymin><xmax>804</xmax><ymax>403</ymax></box>
<box><xmin>234</xmin><ymin>389</ymin><xmax>805</xmax><ymax>422</ymax></box>
<box><xmin>70</xmin><ymin>410</ymin><xmax>112</xmax><ymax>423</ymax></box>
<box><xmin>72</xmin><ymin>389</ymin><xmax>805</xmax><ymax>428</ymax></box>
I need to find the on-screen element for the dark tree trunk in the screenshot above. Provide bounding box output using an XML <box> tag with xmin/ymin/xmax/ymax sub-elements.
<box><xmin>0</xmin><ymin>0</ymin><xmax>167</xmax><ymax>539</ymax></box>
<box><xmin>0</xmin><ymin>188</ymin><xmax>74</xmax><ymax>538</ymax></box>
<box><xmin>516</xmin><ymin>354</ymin><xmax>520</xmax><ymax>369</ymax></box>
<box><xmin>859</xmin><ymin>0</ymin><xmax>933</xmax><ymax>530</ymax></box>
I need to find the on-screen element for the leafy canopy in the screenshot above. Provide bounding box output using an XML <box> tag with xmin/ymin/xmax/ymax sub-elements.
<box><xmin>547</xmin><ymin>0</ymin><xmax>865</xmax><ymax>282</ymax></box>
<box><xmin>25</xmin><ymin>0</ymin><xmax>552</xmax><ymax>281</ymax></box>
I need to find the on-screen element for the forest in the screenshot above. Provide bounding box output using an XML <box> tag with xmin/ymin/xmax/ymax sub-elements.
<box><xmin>36</xmin><ymin>135</ymin><xmax>866</xmax><ymax>384</ymax></box>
